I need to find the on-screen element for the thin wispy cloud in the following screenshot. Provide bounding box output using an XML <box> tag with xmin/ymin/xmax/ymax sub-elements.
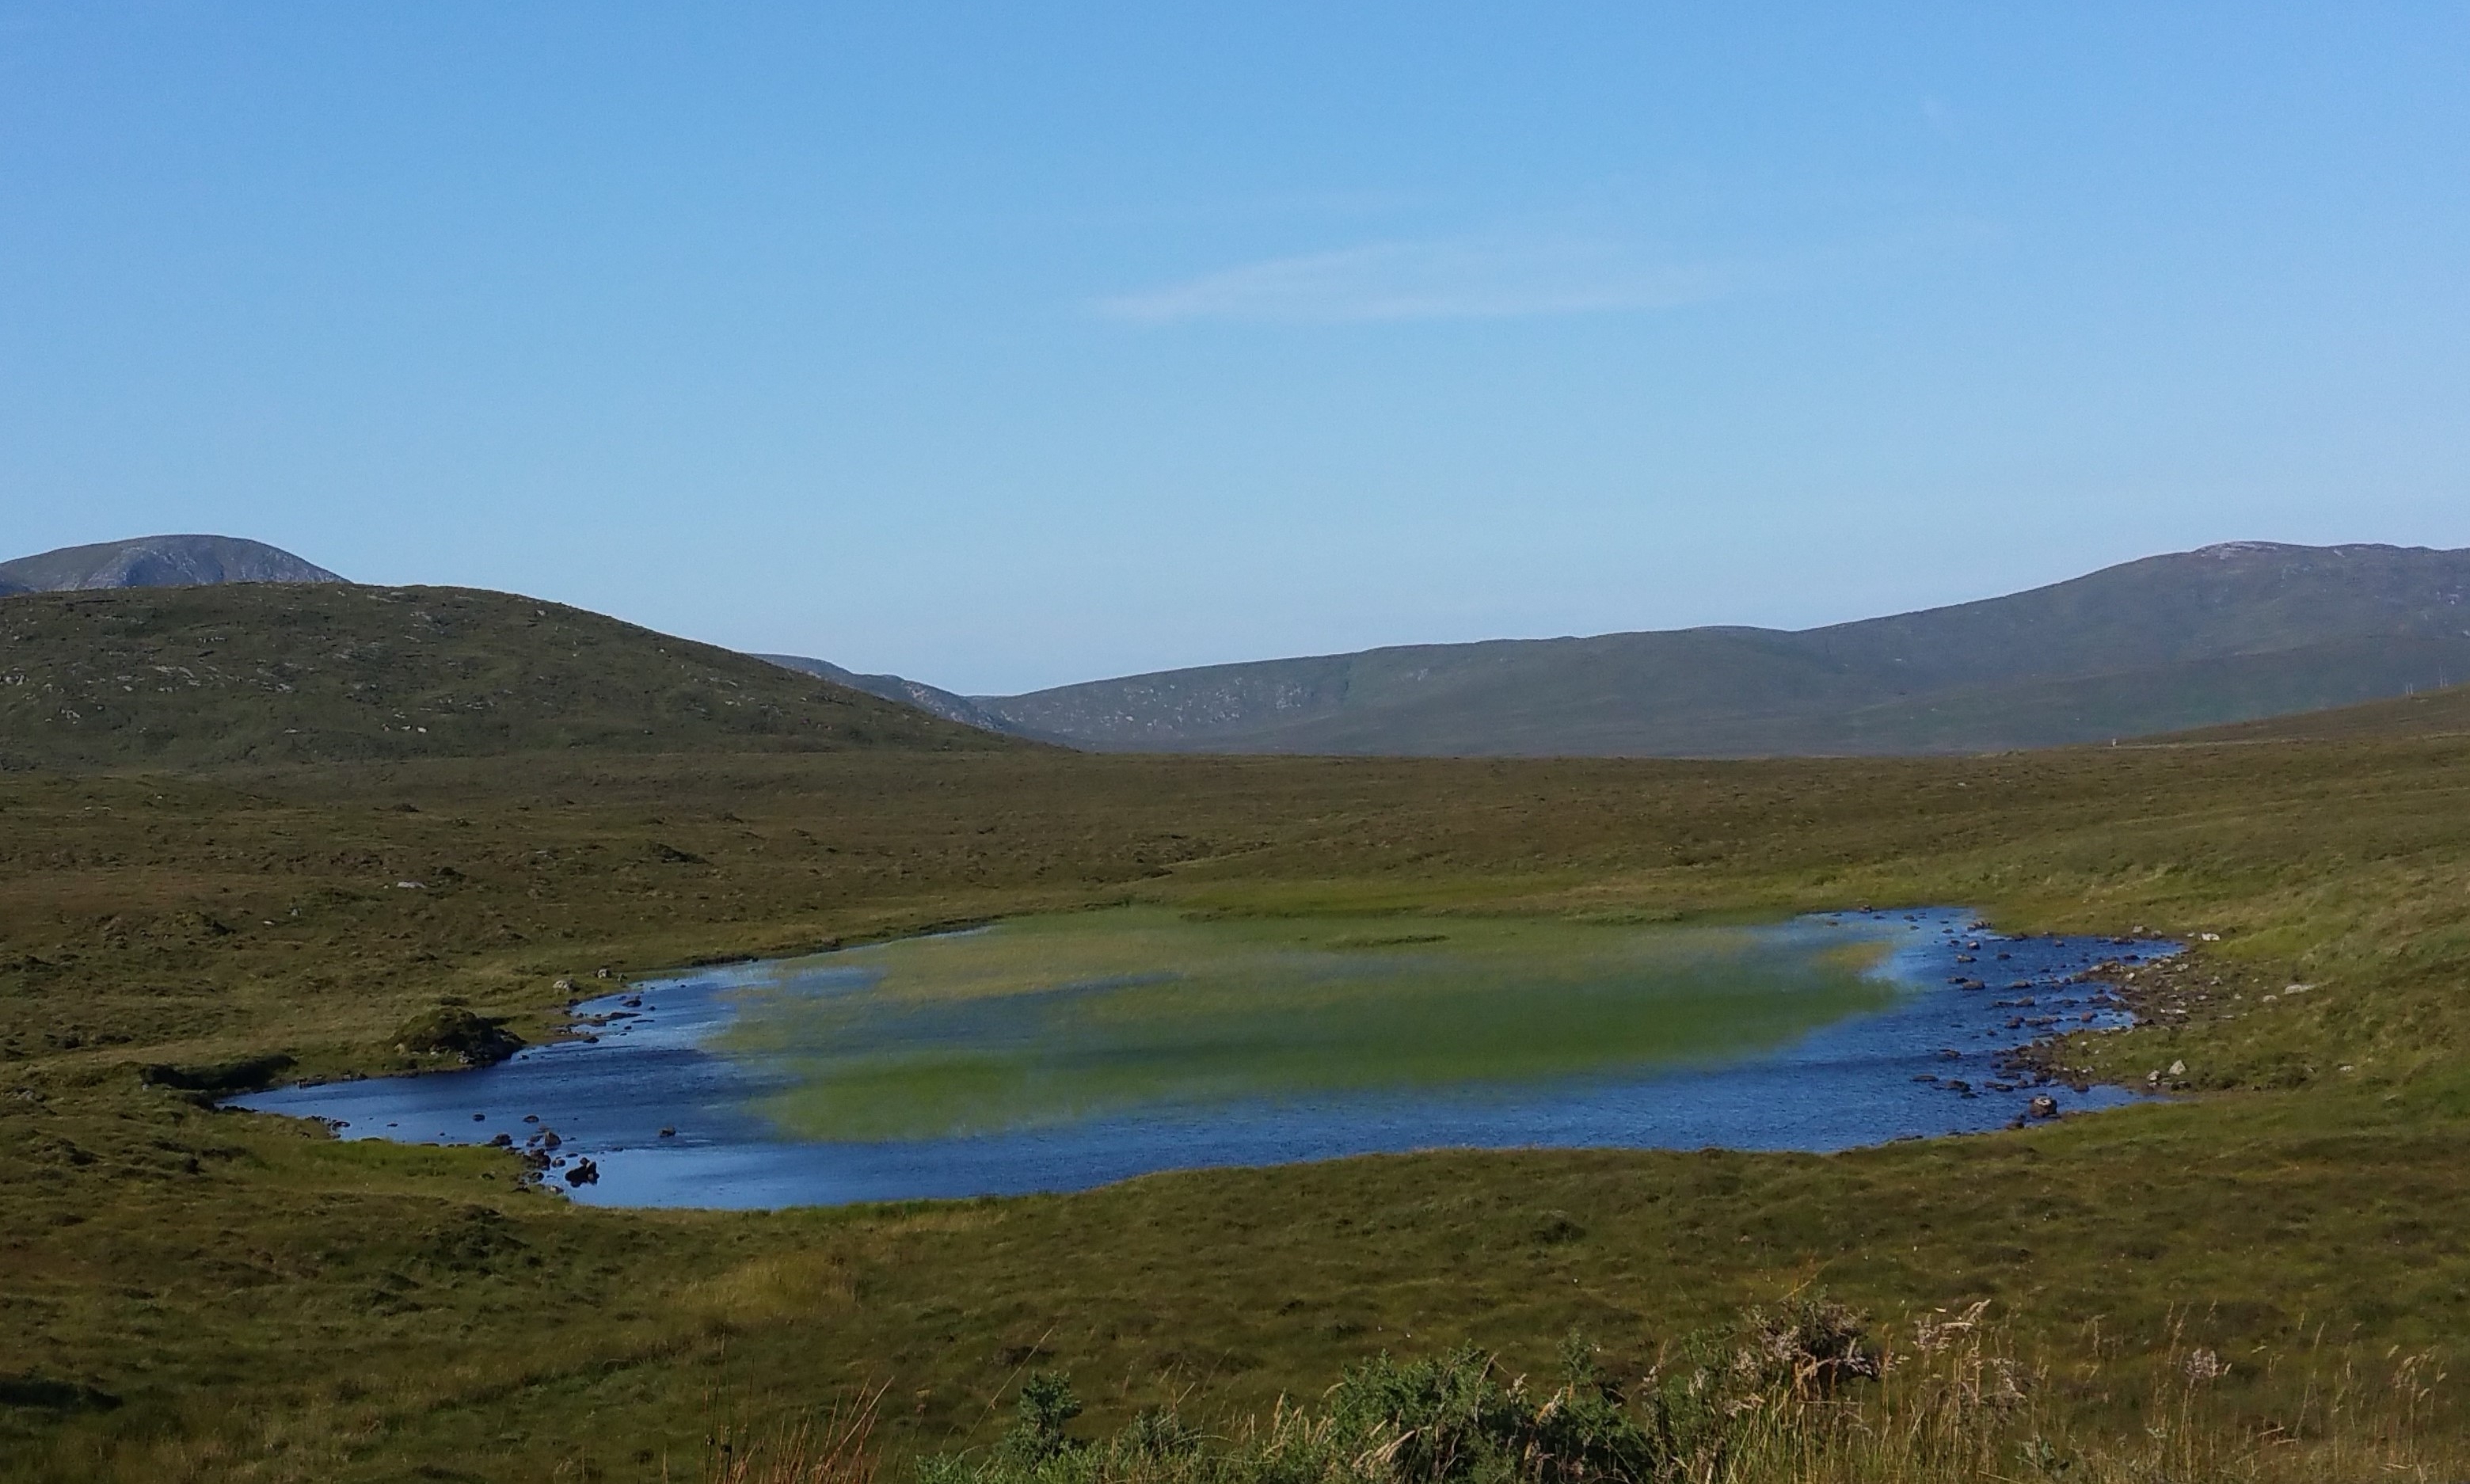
<box><xmin>1097</xmin><ymin>238</ymin><xmax>1732</xmax><ymax>325</ymax></box>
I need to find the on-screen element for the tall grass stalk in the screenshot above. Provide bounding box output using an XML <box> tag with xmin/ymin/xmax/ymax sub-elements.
<box><xmin>884</xmin><ymin>1299</ymin><xmax>2458</xmax><ymax>1484</ymax></box>
<box><xmin>682</xmin><ymin>1385</ymin><xmax>882</xmax><ymax>1484</ymax></box>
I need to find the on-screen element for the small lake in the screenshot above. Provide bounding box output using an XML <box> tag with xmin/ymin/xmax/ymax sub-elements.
<box><xmin>232</xmin><ymin>908</ymin><xmax>2172</xmax><ymax>1208</ymax></box>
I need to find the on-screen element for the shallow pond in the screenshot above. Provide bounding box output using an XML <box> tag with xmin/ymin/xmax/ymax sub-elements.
<box><xmin>233</xmin><ymin>908</ymin><xmax>2171</xmax><ymax>1208</ymax></box>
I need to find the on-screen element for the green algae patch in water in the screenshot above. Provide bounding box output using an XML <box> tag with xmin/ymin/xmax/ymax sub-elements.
<box><xmin>234</xmin><ymin>908</ymin><xmax>2157</xmax><ymax>1205</ymax></box>
<box><xmin>717</xmin><ymin>909</ymin><xmax>1903</xmax><ymax>1141</ymax></box>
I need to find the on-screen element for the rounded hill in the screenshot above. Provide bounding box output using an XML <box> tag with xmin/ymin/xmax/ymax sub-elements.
<box><xmin>0</xmin><ymin>583</ymin><xmax>1022</xmax><ymax>770</ymax></box>
<box><xmin>0</xmin><ymin>534</ymin><xmax>344</xmax><ymax>592</ymax></box>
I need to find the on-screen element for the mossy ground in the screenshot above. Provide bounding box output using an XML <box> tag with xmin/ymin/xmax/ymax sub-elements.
<box><xmin>4</xmin><ymin>732</ymin><xmax>2470</xmax><ymax>1478</ymax></box>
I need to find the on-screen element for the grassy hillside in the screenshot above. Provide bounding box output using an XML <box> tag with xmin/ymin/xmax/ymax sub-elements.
<box><xmin>0</xmin><ymin>584</ymin><xmax>1022</xmax><ymax>769</ymax></box>
<box><xmin>9</xmin><ymin>701</ymin><xmax>2470</xmax><ymax>1476</ymax></box>
<box><xmin>2155</xmin><ymin>676</ymin><xmax>2470</xmax><ymax>744</ymax></box>
<box><xmin>980</xmin><ymin>541</ymin><xmax>2470</xmax><ymax>755</ymax></box>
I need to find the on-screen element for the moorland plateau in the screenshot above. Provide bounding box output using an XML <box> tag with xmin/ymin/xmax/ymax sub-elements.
<box><xmin>5</xmin><ymin>581</ymin><xmax>2470</xmax><ymax>1480</ymax></box>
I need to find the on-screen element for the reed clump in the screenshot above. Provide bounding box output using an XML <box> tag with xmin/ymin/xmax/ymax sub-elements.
<box><xmin>887</xmin><ymin>1298</ymin><xmax>2455</xmax><ymax>1484</ymax></box>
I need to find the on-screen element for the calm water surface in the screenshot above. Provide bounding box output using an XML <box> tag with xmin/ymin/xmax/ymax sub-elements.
<box><xmin>232</xmin><ymin>908</ymin><xmax>2173</xmax><ymax>1208</ymax></box>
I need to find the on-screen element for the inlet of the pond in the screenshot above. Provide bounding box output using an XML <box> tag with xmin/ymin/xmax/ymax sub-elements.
<box><xmin>230</xmin><ymin>908</ymin><xmax>2173</xmax><ymax>1208</ymax></box>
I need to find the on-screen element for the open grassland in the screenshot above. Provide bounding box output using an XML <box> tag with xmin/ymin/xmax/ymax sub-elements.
<box><xmin>6</xmin><ymin>722</ymin><xmax>2470</xmax><ymax>1478</ymax></box>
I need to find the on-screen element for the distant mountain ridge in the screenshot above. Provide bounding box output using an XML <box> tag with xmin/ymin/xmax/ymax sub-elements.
<box><xmin>22</xmin><ymin>534</ymin><xmax>2467</xmax><ymax>758</ymax></box>
<box><xmin>0</xmin><ymin>535</ymin><xmax>343</xmax><ymax>593</ymax></box>
<box><xmin>953</xmin><ymin>542</ymin><xmax>2470</xmax><ymax>756</ymax></box>
<box><xmin>755</xmin><ymin>654</ymin><xmax>1027</xmax><ymax>736</ymax></box>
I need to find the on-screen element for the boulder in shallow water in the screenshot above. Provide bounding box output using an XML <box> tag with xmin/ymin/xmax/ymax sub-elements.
<box><xmin>2027</xmin><ymin>1094</ymin><xmax>2060</xmax><ymax>1119</ymax></box>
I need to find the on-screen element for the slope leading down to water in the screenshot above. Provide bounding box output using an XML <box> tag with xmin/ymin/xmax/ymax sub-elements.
<box><xmin>0</xmin><ymin>534</ymin><xmax>344</xmax><ymax>592</ymax></box>
<box><xmin>0</xmin><ymin>584</ymin><xmax>1022</xmax><ymax>769</ymax></box>
<box><xmin>971</xmin><ymin>542</ymin><xmax>2470</xmax><ymax>756</ymax></box>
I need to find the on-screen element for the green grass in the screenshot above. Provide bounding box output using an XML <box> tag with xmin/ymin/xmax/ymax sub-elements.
<box><xmin>724</xmin><ymin>909</ymin><xmax>1901</xmax><ymax>1140</ymax></box>
<box><xmin>890</xmin><ymin>1305</ymin><xmax>2464</xmax><ymax>1484</ymax></box>
<box><xmin>9</xmin><ymin>726</ymin><xmax>2470</xmax><ymax>1477</ymax></box>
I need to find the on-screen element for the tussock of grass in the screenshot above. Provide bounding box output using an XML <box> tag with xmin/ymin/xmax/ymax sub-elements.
<box><xmin>898</xmin><ymin>1299</ymin><xmax>2458</xmax><ymax>1484</ymax></box>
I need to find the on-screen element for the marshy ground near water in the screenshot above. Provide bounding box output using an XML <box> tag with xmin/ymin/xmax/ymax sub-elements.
<box><xmin>9</xmin><ymin>730</ymin><xmax>2470</xmax><ymax>1478</ymax></box>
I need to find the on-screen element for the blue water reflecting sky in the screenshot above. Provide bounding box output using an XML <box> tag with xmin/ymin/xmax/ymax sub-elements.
<box><xmin>234</xmin><ymin>908</ymin><xmax>2171</xmax><ymax>1208</ymax></box>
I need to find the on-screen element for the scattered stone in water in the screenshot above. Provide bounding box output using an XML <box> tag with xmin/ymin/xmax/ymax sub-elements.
<box><xmin>523</xmin><ymin>1114</ymin><xmax>539</xmax><ymax>1123</ymax></box>
<box><xmin>2027</xmin><ymin>1095</ymin><xmax>2060</xmax><ymax>1119</ymax></box>
<box><xmin>566</xmin><ymin>1159</ymin><xmax>599</xmax><ymax>1186</ymax></box>
<box><xmin>658</xmin><ymin>1126</ymin><xmax>676</xmax><ymax>1138</ymax></box>
<box><xmin>471</xmin><ymin>1112</ymin><xmax>485</xmax><ymax>1121</ymax></box>
<box><xmin>489</xmin><ymin>1132</ymin><xmax>512</xmax><ymax>1147</ymax></box>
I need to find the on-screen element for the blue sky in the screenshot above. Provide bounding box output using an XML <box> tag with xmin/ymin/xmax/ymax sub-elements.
<box><xmin>4</xmin><ymin>5</ymin><xmax>2466</xmax><ymax>694</ymax></box>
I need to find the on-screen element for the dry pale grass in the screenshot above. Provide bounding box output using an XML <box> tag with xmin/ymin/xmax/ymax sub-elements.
<box><xmin>888</xmin><ymin>1302</ymin><xmax>2460</xmax><ymax>1484</ymax></box>
<box><xmin>681</xmin><ymin>1386</ymin><xmax>882</xmax><ymax>1484</ymax></box>
<box><xmin>1703</xmin><ymin>1303</ymin><xmax>2458</xmax><ymax>1483</ymax></box>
